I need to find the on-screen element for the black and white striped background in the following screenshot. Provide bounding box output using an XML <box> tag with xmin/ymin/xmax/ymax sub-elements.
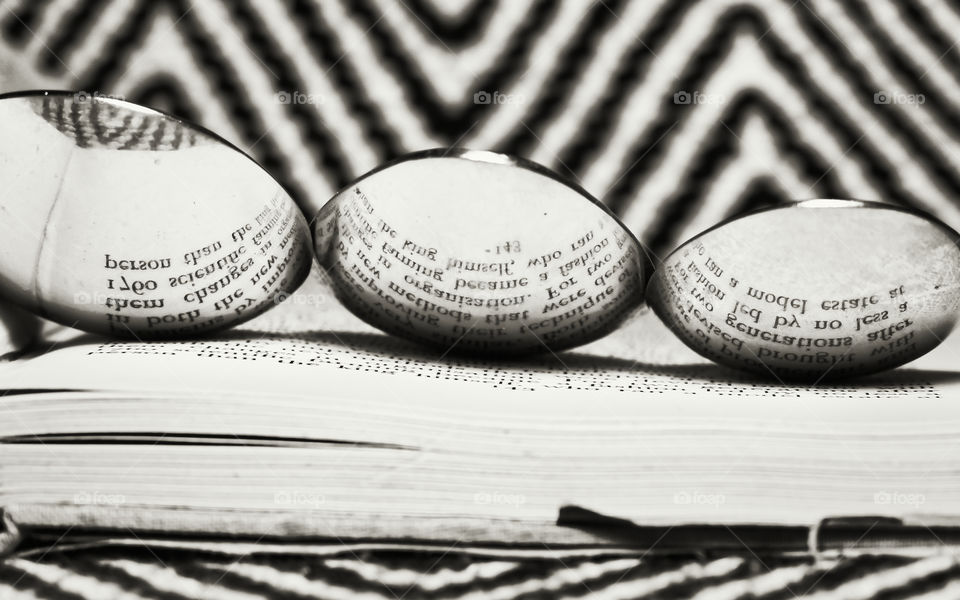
<box><xmin>4</xmin><ymin>546</ymin><xmax>960</xmax><ymax>599</ymax></box>
<box><xmin>3</xmin><ymin>0</ymin><xmax>960</xmax><ymax>597</ymax></box>
<box><xmin>4</xmin><ymin>0</ymin><xmax>960</xmax><ymax>257</ymax></box>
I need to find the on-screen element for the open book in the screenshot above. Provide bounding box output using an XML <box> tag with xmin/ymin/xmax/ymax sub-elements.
<box><xmin>2</xmin><ymin>265</ymin><xmax>960</xmax><ymax>556</ymax></box>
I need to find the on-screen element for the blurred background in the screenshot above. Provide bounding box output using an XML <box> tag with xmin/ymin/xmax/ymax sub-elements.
<box><xmin>2</xmin><ymin>0</ymin><xmax>959</xmax><ymax>261</ymax></box>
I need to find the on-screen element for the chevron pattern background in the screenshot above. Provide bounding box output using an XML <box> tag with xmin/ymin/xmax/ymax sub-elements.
<box><xmin>3</xmin><ymin>0</ymin><xmax>960</xmax><ymax>597</ymax></box>
<box><xmin>4</xmin><ymin>0</ymin><xmax>960</xmax><ymax>258</ymax></box>
<box><xmin>4</xmin><ymin>546</ymin><xmax>960</xmax><ymax>599</ymax></box>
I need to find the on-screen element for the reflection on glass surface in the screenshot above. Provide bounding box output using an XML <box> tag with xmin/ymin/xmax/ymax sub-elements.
<box><xmin>0</xmin><ymin>91</ymin><xmax>312</xmax><ymax>338</ymax></box>
<box><xmin>314</xmin><ymin>150</ymin><xmax>649</xmax><ymax>356</ymax></box>
<box><xmin>647</xmin><ymin>200</ymin><xmax>960</xmax><ymax>381</ymax></box>
<box><xmin>6</xmin><ymin>91</ymin><xmax>955</xmax><ymax>381</ymax></box>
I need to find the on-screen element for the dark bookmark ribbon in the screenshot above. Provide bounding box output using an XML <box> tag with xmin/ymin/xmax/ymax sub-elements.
<box><xmin>557</xmin><ymin>506</ymin><xmax>960</xmax><ymax>554</ymax></box>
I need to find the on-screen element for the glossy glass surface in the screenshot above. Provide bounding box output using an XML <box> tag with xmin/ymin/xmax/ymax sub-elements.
<box><xmin>647</xmin><ymin>200</ymin><xmax>960</xmax><ymax>380</ymax></box>
<box><xmin>314</xmin><ymin>150</ymin><xmax>648</xmax><ymax>355</ymax></box>
<box><xmin>0</xmin><ymin>91</ymin><xmax>312</xmax><ymax>337</ymax></box>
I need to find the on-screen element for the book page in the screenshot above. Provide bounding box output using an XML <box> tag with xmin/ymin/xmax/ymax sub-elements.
<box><xmin>6</xmin><ymin>264</ymin><xmax>956</xmax><ymax>398</ymax></box>
<box><xmin>3</xmin><ymin>266</ymin><xmax>960</xmax><ymax>534</ymax></box>
<box><xmin>4</xmin><ymin>263</ymin><xmax>957</xmax><ymax>403</ymax></box>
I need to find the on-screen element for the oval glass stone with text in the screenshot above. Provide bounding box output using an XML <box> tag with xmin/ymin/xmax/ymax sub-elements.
<box><xmin>0</xmin><ymin>91</ymin><xmax>313</xmax><ymax>338</ymax></box>
<box><xmin>646</xmin><ymin>199</ymin><xmax>960</xmax><ymax>381</ymax></box>
<box><xmin>313</xmin><ymin>149</ymin><xmax>649</xmax><ymax>356</ymax></box>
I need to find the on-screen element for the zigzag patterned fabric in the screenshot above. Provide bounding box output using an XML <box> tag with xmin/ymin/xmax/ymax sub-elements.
<box><xmin>3</xmin><ymin>0</ymin><xmax>960</xmax><ymax>597</ymax></box>
<box><xmin>4</xmin><ymin>0</ymin><xmax>960</xmax><ymax>258</ymax></box>
<box><xmin>4</xmin><ymin>547</ymin><xmax>960</xmax><ymax>599</ymax></box>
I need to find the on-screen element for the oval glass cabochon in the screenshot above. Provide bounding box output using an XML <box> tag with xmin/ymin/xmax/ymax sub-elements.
<box><xmin>647</xmin><ymin>199</ymin><xmax>960</xmax><ymax>381</ymax></box>
<box><xmin>313</xmin><ymin>150</ymin><xmax>648</xmax><ymax>355</ymax></box>
<box><xmin>0</xmin><ymin>91</ymin><xmax>312</xmax><ymax>338</ymax></box>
